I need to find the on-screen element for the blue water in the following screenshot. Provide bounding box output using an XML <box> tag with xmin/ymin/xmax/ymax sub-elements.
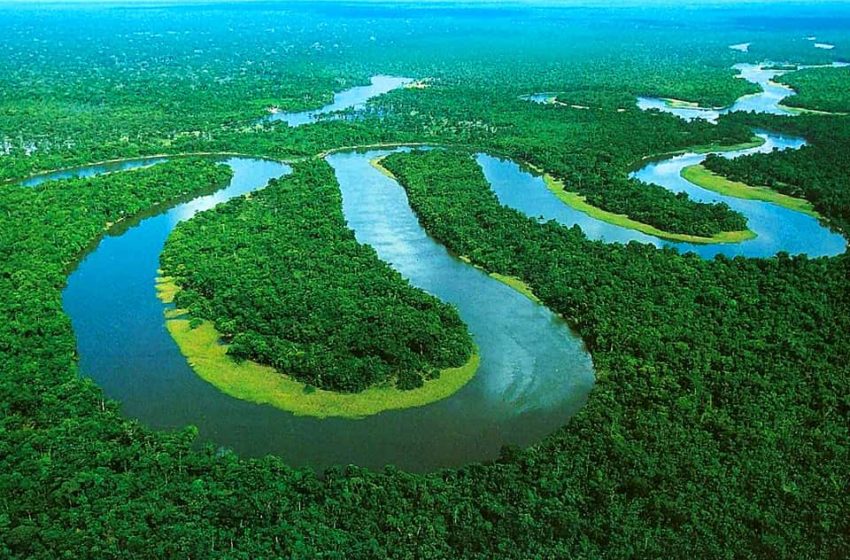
<box><xmin>502</xmin><ymin>61</ymin><xmax>847</xmax><ymax>258</ymax></box>
<box><xmin>266</xmin><ymin>75</ymin><xmax>412</xmax><ymax>127</ymax></box>
<box><xmin>39</xmin><ymin>149</ymin><xmax>594</xmax><ymax>473</ymax></box>
<box><xmin>20</xmin><ymin>157</ymin><xmax>169</xmax><ymax>188</ymax></box>
<box><xmin>480</xmin><ymin>130</ymin><xmax>845</xmax><ymax>259</ymax></box>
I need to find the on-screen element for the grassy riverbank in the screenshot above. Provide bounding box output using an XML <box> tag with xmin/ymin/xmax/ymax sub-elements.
<box><xmin>156</xmin><ymin>277</ymin><xmax>479</xmax><ymax>419</ymax></box>
<box><xmin>777</xmin><ymin>104</ymin><xmax>848</xmax><ymax>116</ymax></box>
<box><xmin>663</xmin><ymin>98</ymin><xmax>722</xmax><ymax>110</ymax></box>
<box><xmin>457</xmin><ymin>255</ymin><xmax>544</xmax><ymax>304</ymax></box>
<box><xmin>542</xmin><ymin>174</ymin><xmax>756</xmax><ymax>244</ymax></box>
<box><xmin>681</xmin><ymin>164</ymin><xmax>820</xmax><ymax>218</ymax></box>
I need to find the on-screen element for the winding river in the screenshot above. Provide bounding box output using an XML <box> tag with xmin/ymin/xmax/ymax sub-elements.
<box><xmin>19</xmin><ymin>61</ymin><xmax>845</xmax><ymax>472</ymax></box>
<box><xmin>482</xmin><ymin>129</ymin><xmax>845</xmax><ymax>259</ymax></box>
<box><xmin>266</xmin><ymin>75</ymin><xmax>412</xmax><ymax>126</ymax></box>
<box><xmin>636</xmin><ymin>62</ymin><xmax>849</xmax><ymax>122</ymax></box>
<box><xmin>513</xmin><ymin>61</ymin><xmax>847</xmax><ymax>258</ymax></box>
<box><xmin>53</xmin><ymin>151</ymin><xmax>593</xmax><ymax>473</ymax></box>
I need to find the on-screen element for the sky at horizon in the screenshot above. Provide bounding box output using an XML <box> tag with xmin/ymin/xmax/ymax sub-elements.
<box><xmin>0</xmin><ymin>0</ymin><xmax>844</xmax><ymax>5</ymax></box>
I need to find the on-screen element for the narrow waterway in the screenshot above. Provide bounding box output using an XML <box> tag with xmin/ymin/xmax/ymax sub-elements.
<box><xmin>636</xmin><ymin>62</ymin><xmax>849</xmax><ymax>122</ymax></box>
<box><xmin>507</xmin><ymin>61</ymin><xmax>847</xmax><ymax>258</ymax></box>
<box><xmin>265</xmin><ymin>75</ymin><xmax>412</xmax><ymax>126</ymax></box>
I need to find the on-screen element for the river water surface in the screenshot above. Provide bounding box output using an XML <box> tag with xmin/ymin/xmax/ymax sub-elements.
<box><xmin>266</xmin><ymin>75</ymin><xmax>412</xmax><ymax>126</ymax></box>
<box><xmin>636</xmin><ymin>62</ymin><xmax>849</xmax><ymax>122</ymax></box>
<box><xmin>30</xmin><ymin>62</ymin><xmax>847</xmax><ymax>472</ymax></box>
<box><xmin>52</xmin><ymin>148</ymin><xmax>593</xmax><ymax>472</ymax></box>
<box><xmin>508</xmin><ymin>61</ymin><xmax>847</xmax><ymax>258</ymax></box>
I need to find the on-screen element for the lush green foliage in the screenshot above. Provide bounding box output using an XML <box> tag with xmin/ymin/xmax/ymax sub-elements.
<box><xmin>0</xmin><ymin>1</ymin><xmax>783</xmax><ymax>238</ymax></box>
<box><xmin>2</xmin><ymin>2</ymin><xmax>850</xmax><ymax>558</ymax></box>
<box><xmin>161</xmin><ymin>159</ymin><xmax>473</xmax><ymax>392</ymax></box>
<box><xmin>382</xmin><ymin>148</ymin><xmax>850</xmax><ymax>558</ymax></box>
<box><xmin>364</xmin><ymin>85</ymin><xmax>756</xmax><ymax>236</ymax></box>
<box><xmin>578</xmin><ymin>170</ymin><xmax>749</xmax><ymax>237</ymax></box>
<box><xmin>705</xmin><ymin>113</ymin><xmax>850</xmax><ymax>233</ymax></box>
<box><xmin>779</xmin><ymin>66</ymin><xmax>850</xmax><ymax>113</ymax></box>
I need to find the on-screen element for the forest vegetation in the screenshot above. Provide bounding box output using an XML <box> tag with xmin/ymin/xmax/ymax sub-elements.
<box><xmin>778</xmin><ymin>66</ymin><xmax>850</xmax><ymax>113</ymax></box>
<box><xmin>1</xmin><ymin>2</ymin><xmax>850</xmax><ymax>558</ymax></box>
<box><xmin>160</xmin><ymin>159</ymin><xmax>475</xmax><ymax>394</ymax></box>
<box><xmin>704</xmin><ymin>112</ymin><xmax>850</xmax><ymax>233</ymax></box>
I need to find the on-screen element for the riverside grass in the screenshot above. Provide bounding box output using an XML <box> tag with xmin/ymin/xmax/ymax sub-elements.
<box><xmin>156</xmin><ymin>277</ymin><xmax>479</xmax><ymax>419</ymax></box>
<box><xmin>681</xmin><ymin>164</ymin><xmax>820</xmax><ymax>218</ymax></box>
<box><xmin>541</xmin><ymin>174</ymin><xmax>756</xmax><ymax>244</ymax></box>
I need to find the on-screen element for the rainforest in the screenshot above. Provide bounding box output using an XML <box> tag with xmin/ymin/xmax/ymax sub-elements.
<box><xmin>1</xmin><ymin>1</ymin><xmax>849</xmax><ymax>558</ymax></box>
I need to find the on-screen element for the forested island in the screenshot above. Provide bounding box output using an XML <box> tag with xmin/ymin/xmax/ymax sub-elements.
<box><xmin>1</xmin><ymin>1</ymin><xmax>849</xmax><ymax>558</ymax></box>
<box><xmin>159</xmin><ymin>158</ymin><xmax>476</xmax><ymax>415</ymax></box>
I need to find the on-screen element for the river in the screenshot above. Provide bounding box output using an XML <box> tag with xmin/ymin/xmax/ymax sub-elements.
<box><xmin>21</xmin><ymin>62</ymin><xmax>845</xmax><ymax>472</ymax></box>
<box><xmin>509</xmin><ymin>61</ymin><xmax>846</xmax><ymax>258</ymax></box>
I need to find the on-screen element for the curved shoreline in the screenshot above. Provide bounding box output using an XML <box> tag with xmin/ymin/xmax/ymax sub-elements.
<box><xmin>7</xmin><ymin>129</ymin><xmax>827</xmax><ymax>256</ymax></box>
<box><xmin>777</xmin><ymin>103</ymin><xmax>849</xmax><ymax>116</ymax></box>
<box><xmin>21</xmin><ymin>113</ymin><xmax>839</xmax><ymax>469</ymax></box>
<box><xmin>4</xmin><ymin>151</ymin><xmax>289</xmax><ymax>187</ymax></box>
<box><xmin>49</xmin><ymin>148</ymin><xmax>593</xmax><ymax>470</ymax></box>
<box><xmin>541</xmin><ymin>172</ymin><xmax>755</xmax><ymax>244</ymax></box>
<box><xmin>155</xmin><ymin>277</ymin><xmax>480</xmax><ymax>419</ymax></box>
<box><xmin>522</xmin><ymin>159</ymin><xmax>758</xmax><ymax>244</ymax></box>
<box><xmin>9</xmin><ymin>138</ymin><xmax>766</xmax><ymax>249</ymax></box>
<box><xmin>681</xmin><ymin>164</ymin><xmax>820</xmax><ymax>218</ymax></box>
<box><xmin>373</xmin><ymin>155</ymin><xmax>549</xmax><ymax>302</ymax></box>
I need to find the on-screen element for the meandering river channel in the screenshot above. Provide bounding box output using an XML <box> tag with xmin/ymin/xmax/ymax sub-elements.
<box><xmin>16</xmin><ymin>62</ymin><xmax>845</xmax><ymax>471</ymax></box>
<box><xmin>517</xmin><ymin>61</ymin><xmax>846</xmax><ymax>257</ymax></box>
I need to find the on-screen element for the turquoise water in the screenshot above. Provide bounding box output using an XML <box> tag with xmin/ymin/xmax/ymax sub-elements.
<box><xmin>636</xmin><ymin>62</ymin><xmax>850</xmax><ymax>122</ymax></box>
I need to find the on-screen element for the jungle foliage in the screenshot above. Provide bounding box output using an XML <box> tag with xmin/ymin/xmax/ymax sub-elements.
<box><xmin>382</xmin><ymin>148</ymin><xmax>850</xmax><ymax>559</ymax></box>
<box><xmin>2</xmin><ymin>2</ymin><xmax>850</xmax><ymax>558</ymax></box>
<box><xmin>160</xmin><ymin>159</ymin><xmax>473</xmax><ymax>392</ymax></box>
<box><xmin>0</xmin><ymin>1</ymin><xmax>785</xmax><ymax>239</ymax></box>
<box><xmin>779</xmin><ymin>66</ymin><xmax>850</xmax><ymax>113</ymax></box>
<box><xmin>705</xmin><ymin>112</ymin><xmax>850</xmax><ymax>233</ymax></box>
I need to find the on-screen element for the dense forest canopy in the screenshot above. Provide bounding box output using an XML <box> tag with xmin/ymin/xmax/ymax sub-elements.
<box><xmin>705</xmin><ymin>112</ymin><xmax>850</xmax><ymax>233</ymax></box>
<box><xmin>1</xmin><ymin>1</ymin><xmax>849</xmax><ymax>558</ymax></box>
<box><xmin>160</xmin><ymin>159</ymin><xmax>474</xmax><ymax>393</ymax></box>
<box><xmin>778</xmin><ymin>65</ymin><xmax>850</xmax><ymax>112</ymax></box>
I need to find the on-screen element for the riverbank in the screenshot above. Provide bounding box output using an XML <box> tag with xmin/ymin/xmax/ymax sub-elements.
<box><xmin>156</xmin><ymin>277</ymin><xmax>480</xmax><ymax>419</ymax></box>
<box><xmin>681</xmin><ymin>164</ymin><xmax>820</xmax><ymax>218</ymax></box>
<box><xmin>374</xmin><ymin>155</ymin><xmax>551</xmax><ymax>302</ymax></box>
<box><xmin>541</xmin><ymin>174</ymin><xmax>755</xmax><ymax>244</ymax></box>
<box><xmin>630</xmin><ymin>136</ymin><xmax>766</xmax><ymax>171</ymax></box>
<box><xmin>5</xmin><ymin>151</ymin><xmax>279</xmax><ymax>187</ymax></box>
<box><xmin>662</xmin><ymin>98</ymin><xmax>725</xmax><ymax>110</ymax></box>
<box><xmin>456</xmin><ymin>255</ymin><xmax>543</xmax><ymax>304</ymax></box>
<box><xmin>777</xmin><ymin>103</ymin><xmax>849</xmax><ymax>116</ymax></box>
